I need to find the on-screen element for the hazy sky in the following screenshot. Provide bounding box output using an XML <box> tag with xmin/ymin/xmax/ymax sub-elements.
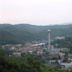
<box><xmin>0</xmin><ymin>0</ymin><xmax>72</xmax><ymax>25</ymax></box>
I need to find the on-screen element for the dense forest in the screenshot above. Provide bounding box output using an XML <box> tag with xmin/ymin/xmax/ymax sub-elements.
<box><xmin>0</xmin><ymin>24</ymin><xmax>72</xmax><ymax>44</ymax></box>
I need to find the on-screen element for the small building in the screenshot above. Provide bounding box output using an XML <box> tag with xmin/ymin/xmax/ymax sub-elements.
<box><xmin>13</xmin><ymin>52</ymin><xmax>21</xmax><ymax>57</ymax></box>
<box><xmin>55</xmin><ymin>36</ymin><xmax>65</xmax><ymax>40</ymax></box>
<box><xmin>59</xmin><ymin>61</ymin><xmax>72</xmax><ymax>69</ymax></box>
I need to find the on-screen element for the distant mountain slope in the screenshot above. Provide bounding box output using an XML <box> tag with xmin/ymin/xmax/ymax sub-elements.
<box><xmin>0</xmin><ymin>24</ymin><xmax>72</xmax><ymax>44</ymax></box>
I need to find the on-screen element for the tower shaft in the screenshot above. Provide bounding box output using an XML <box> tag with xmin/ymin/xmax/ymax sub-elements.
<box><xmin>48</xmin><ymin>30</ymin><xmax>51</xmax><ymax>51</ymax></box>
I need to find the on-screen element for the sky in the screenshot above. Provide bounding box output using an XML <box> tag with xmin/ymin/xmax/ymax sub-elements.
<box><xmin>0</xmin><ymin>0</ymin><xmax>72</xmax><ymax>25</ymax></box>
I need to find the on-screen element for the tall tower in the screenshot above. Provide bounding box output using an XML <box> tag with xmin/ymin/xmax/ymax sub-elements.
<box><xmin>48</xmin><ymin>29</ymin><xmax>51</xmax><ymax>51</ymax></box>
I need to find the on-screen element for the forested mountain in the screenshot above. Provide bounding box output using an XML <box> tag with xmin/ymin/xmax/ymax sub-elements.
<box><xmin>0</xmin><ymin>24</ymin><xmax>72</xmax><ymax>44</ymax></box>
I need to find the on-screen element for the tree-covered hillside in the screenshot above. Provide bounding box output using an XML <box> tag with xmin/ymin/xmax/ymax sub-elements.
<box><xmin>0</xmin><ymin>24</ymin><xmax>72</xmax><ymax>44</ymax></box>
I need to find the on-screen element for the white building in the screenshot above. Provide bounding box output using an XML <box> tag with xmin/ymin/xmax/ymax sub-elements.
<box><xmin>59</xmin><ymin>61</ymin><xmax>72</xmax><ymax>69</ymax></box>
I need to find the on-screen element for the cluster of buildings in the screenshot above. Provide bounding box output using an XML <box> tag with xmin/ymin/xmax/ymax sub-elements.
<box><xmin>2</xmin><ymin>43</ymin><xmax>45</xmax><ymax>56</ymax></box>
<box><xmin>47</xmin><ymin>30</ymin><xmax>72</xmax><ymax>69</ymax></box>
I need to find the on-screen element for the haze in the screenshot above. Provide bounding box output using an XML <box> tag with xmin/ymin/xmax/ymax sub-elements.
<box><xmin>0</xmin><ymin>0</ymin><xmax>72</xmax><ymax>25</ymax></box>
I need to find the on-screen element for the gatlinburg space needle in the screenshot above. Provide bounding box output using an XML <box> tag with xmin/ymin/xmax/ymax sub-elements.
<box><xmin>48</xmin><ymin>29</ymin><xmax>51</xmax><ymax>51</ymax></box>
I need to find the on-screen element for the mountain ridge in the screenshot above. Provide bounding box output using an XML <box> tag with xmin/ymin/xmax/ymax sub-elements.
<box><xmin>0</xmin><ymin>24</ymin><xmax>72</xmax><ymax>44</ymax></box>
